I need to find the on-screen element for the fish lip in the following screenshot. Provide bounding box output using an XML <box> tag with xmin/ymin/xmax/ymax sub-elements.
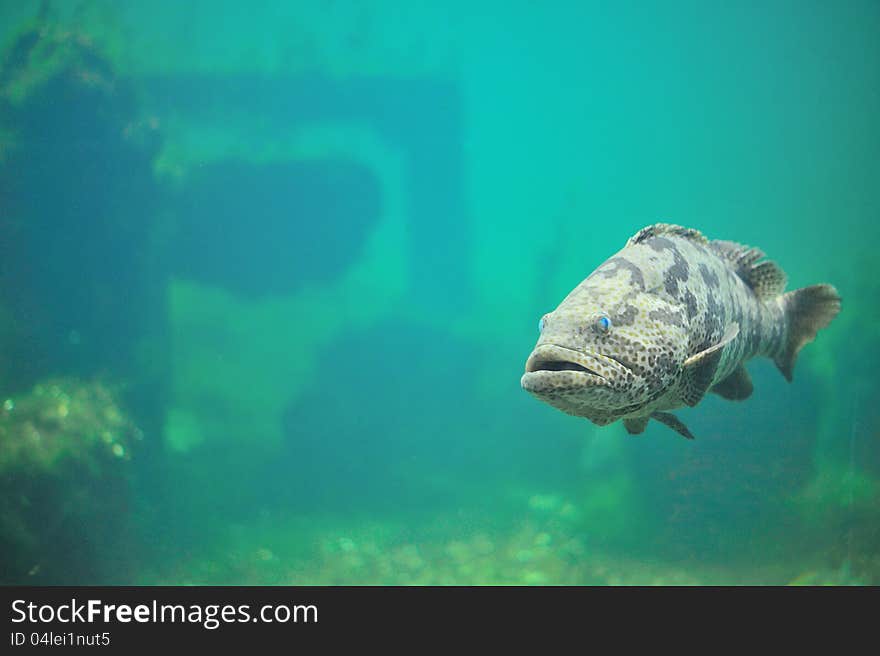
<box><xmin>520</xmin><ymin>369</ymin><xmax>604</xmax><ymax>393</ymax></box>
<box><xmin>524</xmin><ymin>344</ymin><xmax>632</xmax><ymax>378</ymax></box>
<box><xmin>521</xmin><ymin>344</ymin><xmax>631</xmax><ymax>392</ymax></box>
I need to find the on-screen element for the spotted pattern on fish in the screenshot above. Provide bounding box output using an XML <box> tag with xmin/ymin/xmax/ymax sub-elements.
<box><xmin>698</xmin><ymin>262</ymin><xmax>720</xmax><ymax>289</ymax></box>
<box><xmin>594</xmin><ymin>256</ymin><xmax>646</xmax><ymax>291</ymax></box>
<box><xmin>613</xmin><ymin>304</ymin><xmax>639</xmax><ymax>327</ymax></box>
<box><xmin>521</xmin><ymin>223</ymin><xmax>841</xmax><ymax>439</ymax></box>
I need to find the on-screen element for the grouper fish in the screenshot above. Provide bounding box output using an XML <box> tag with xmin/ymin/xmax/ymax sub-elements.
<box><xmin>521</xmin><ymin>223</ymin><xmax>841</xmax><ymax>439</ymax></box>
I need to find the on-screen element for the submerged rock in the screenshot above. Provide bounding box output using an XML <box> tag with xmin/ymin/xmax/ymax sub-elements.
<box><xmin>0</xmin><ymin>378</ymin><xmax>142</xmax><ymax>584</ymax></box>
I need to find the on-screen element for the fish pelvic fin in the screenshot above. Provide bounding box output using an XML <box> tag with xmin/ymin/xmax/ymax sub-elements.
<box><xmin>774</xmin><ymin>284</ymin><xmax>841</xmax><ymax>381</ymax></box>
<box><xmin>650</xmin><ymin>412</ymin><xmax>696</xmax><ymax>440</ymax></box>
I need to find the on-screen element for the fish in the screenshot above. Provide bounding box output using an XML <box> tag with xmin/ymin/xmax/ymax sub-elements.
<box><xmin>521</xmin><ymin>223</ymin><xmax>841</xmax><ymax>439</ymax></box>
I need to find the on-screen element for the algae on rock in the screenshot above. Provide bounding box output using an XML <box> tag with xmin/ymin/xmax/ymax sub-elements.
<box><xmin>0</xmin><ymin>378</ymin><xmax>141</xmax><ymax>584</ymax></box>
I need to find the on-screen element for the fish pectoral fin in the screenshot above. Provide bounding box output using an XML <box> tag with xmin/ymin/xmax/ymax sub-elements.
<box><xmin>682</xmin><ymin>322</ymin><xmax>739</xmax><ymax>368</ymax></box>
<box><xmin>623</xmin><ymin>417</ymin><xmax>649</xmax><ymax>435</ymax></box>
<box><xmin>711</xmin><ymin>365</ymin><xmax>753</xmax><ymax>400</ymax></box>
<box><xmin>681</xmin><ymin>322</ymin><xmax>739</xmax><ymax>406</ymax></box>
<box><xmin>650</xmin><ymin>412</ymin><xmax>696</xmax><ymax>440</ymax></box>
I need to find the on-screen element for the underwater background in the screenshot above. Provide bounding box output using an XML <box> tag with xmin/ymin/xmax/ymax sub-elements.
<box><xmin>0</xmin><ymin>0</ymin><xmax>877</xmax><ymax>585</ymax></box>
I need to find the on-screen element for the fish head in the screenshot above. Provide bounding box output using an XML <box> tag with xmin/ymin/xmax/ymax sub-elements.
<box><xmin>521</xmin><ymin>277</ymin><xmax>690</xmax><ymax>423</ymax></box>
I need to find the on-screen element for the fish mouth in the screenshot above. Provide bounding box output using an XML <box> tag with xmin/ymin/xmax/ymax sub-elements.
<box><xmin>521</xmin><ymin>344</ymin><xmax>631</xmax><ymax>393</ymax></box>
<box><xmin>528</xmin><ymin>360</ymin><xmax>600</xmax><ymax>374</ymax></box>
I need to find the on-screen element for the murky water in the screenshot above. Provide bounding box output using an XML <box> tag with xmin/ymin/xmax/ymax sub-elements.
<box><xmin>1</xmin><ymin>0</ymin><xmax>877</xmax><ymax>585</ymax></box>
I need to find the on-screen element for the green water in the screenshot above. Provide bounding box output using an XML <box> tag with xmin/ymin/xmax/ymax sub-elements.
<box><xmin>0</xmin><ymin>0</ymin><xmax>877</xmax><ymax>585</ymax></box>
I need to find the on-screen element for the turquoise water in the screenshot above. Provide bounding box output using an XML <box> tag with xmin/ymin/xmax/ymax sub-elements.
<box><xmin>0</xmin><ymin>0</ymin><xmax>877</xmax><ymax>585</ymax></box>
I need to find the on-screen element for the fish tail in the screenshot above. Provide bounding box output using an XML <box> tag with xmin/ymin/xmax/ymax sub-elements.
<box><xmin>774</xmin><ymin>284</ymin><xmax>841</xmax><ymax>381</ymax></box>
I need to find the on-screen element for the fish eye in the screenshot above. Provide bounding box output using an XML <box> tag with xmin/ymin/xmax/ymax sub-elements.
<box><xmin>538</xmin><ymin>315</ymin><xmax>548</xmax><ymax>333</ymax></box>
<box><xmin>594</xmin><ymin>314</ymin><xmax>612</xmax><ymax>333</ymax></box>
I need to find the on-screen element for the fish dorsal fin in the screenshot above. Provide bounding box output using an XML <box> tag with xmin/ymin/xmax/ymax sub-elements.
<box><xmin>627</xmin><ymin>223</ymin><xmax>707</xmax><ymax>247</ymax></box>
<box><xmin>710</xmin><ymin>239</ymin><xmax>787</xmax><ymax>300</ymax></box>
<box><xmin>680</xmin><ymin>323</ymin><xmax>740</xmax><ymax>406</ymax></box>
<box><xmin>747</xmin><ymin>260</ymin><xmax>788</xmax><ymax>300</ymax></box>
